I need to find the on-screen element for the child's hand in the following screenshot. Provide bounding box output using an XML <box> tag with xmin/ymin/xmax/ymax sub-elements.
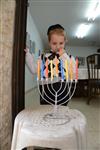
<box><xmin>58</xmin><ymin>48</ymin><xmax>65</xmax><ymax>56</ymax></box>
<box><xmin>24</xmin><ymin>48</ymin><xmax>29</xmax><ymax>53</ymax></box>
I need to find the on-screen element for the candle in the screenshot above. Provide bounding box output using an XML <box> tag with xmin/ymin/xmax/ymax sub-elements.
<box><xmin>37</xmin><ymin>58</ymin><xmax>40</xmax><ymax>80</ymax></box>
<box><xmin>60</xmin><ymin>60</ymin><xmax>64</xmax><ymax>80</ymax></box>
<box><xmin>45</xmin><ymin>58</ymin><xmax>48</xmax><ymax>79</ymax></box>
<box><xmin>76</xmin><ymin>57</ymin><xmax>78</xmax><ymax>80</ymax></box>
<box><xmin>38</xmin><ymin>49</ymin><xmax>41</xmax><ymax>57</ymax></box>
<box><xmin>65</xmin><ymin>59</ymin><xmax>68</xmax><ymax>80</ymax></box>
<box><xmin>50</xmin><ymin>60</ymin><xmax>53</xmax><ymax>81</ymax></box>
<box><xmin>55</xmin><ymin>56</ymin><xmax>58</xmax><ymax>77</ymax></box>
<box><xmin>70</xmin><ymin>57</ymin><xmax>73</xmax><ymax>81</ymax></box>
<box><xmin>41</xmin><ymin>59</ymin><xmax>44</xmax><ymax>79</ymax></box>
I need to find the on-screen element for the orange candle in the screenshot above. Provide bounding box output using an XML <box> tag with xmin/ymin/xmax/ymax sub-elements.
<box><xmin>76</xmin><ymin>57</ymin><xmax>78</xmax><ymax>80</ymax></box>
<box><xmin>37</xmin><ymin>58</ymin><xmax>40</xmax><ymax>80</ymax></box>
<box><xmin>45</xmin><ymin>58</ymin><xmax>48</xmax><ymax>79</ymax></box>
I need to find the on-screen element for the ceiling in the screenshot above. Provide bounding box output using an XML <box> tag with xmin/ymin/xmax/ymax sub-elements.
<box><xmin>29</xmin><ymin>0</ymin><xmax>100</xmax><ymax>48</ymax></box>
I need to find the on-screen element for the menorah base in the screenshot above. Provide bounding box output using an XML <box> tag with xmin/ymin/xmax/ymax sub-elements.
<box><xmin>43</xmin><ymin>112</ymin><xmax>70</xmax><ymax>125</ymax></box>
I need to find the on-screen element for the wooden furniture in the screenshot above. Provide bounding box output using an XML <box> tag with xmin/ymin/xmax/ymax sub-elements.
<box><xmin>74</xmin><ymin>79</ymin><xmax>88</xmax><ymax>97</ymax></box>
<box><xmin>73</xmin><ymin>68</ymin><xmax>88</xmax><ymax>97</ymax></box>
<box><xmin>11</xmin><ymin>105</ymin><xmax>87</xmax><ymax>150</ymax></box>
<box><xmin>87</xmin><ymin>54</ymin><xmax>100</xmax><ymax>104</ymax></box>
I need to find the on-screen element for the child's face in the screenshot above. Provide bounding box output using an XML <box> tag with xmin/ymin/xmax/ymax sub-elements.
<box><xmin>49</xmin><ymin>34</ymin><xmax>65</xmax><ymax>53</ymax></box>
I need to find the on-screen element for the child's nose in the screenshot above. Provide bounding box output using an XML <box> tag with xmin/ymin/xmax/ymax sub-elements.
<box><xmin>56</xmin><ymin>45</ymin><xmax>60</xmax><ymax>50</ymax></box>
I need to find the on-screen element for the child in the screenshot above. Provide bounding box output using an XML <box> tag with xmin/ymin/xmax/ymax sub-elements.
<box><xmin>25</xmin><ymin>24</ymin><xmax>75</xmax><ymax>105</ymax></box>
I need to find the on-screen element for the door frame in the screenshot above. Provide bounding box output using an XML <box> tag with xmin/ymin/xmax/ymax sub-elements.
<box><xmin>12</xmin><ymin>0</ymin><xmax>28</xmax><ymax>128</ymax></box>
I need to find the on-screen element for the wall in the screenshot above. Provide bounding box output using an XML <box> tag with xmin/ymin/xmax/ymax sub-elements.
<box><xmin>66</xmin><ymin>45</ymin><xmax>98</xmax><ymax>68</ymax></box>
<box><xmin>0</xmin><ymin>0</ymin><xmax>15</xmax><ymax>150</ymax></box>
<box><xmin>25</xmin><ymin>8</ymin><xmax>44</xmax><ymax>92</ymax></box>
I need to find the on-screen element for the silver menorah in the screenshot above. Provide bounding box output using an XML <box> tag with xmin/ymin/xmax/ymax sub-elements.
<box><xmin>37</xmin><ymin>57</ymin><xmax>78</xmax><ymax>125</ymax></box>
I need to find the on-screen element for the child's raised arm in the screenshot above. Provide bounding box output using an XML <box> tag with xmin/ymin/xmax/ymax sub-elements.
<box><xmin>24</xmin><ymin>48</ymin><xmax>37</xmax><ymax>75</ymax></box>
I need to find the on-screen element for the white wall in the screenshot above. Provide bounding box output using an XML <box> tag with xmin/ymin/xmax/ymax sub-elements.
<box><xmin>25</xmin><ymin>8</ymin><xmax>44</xmax><ymax>92</ymax></box>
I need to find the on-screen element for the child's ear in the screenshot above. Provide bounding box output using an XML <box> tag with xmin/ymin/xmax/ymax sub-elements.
<box><xmin>64</xmin><ymin>42</ymin><xmax>67</xmax><ymax>48</ymax></box>
<box><xmin>66</xmin><ymin>39</ymin><xmax>68</xmax><ymax>43</ymax></box>
<box><xmin>65</xmin><ymin>39</ymin><xmax>68</xmax><ymax>47</ymax></box>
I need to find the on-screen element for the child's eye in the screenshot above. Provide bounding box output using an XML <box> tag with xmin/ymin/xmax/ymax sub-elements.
<box><xmin>60</xmin><ymin>42</ymin><xmax>63</xmax><ymax>45</ymax></box>
<box><xmin>53</xmin><ymin>43</ymin><xmax>57</xmax><ymax>45</ymax></box>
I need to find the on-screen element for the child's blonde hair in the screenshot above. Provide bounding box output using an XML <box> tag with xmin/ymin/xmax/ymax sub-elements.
<box><xmin>47</xmin><ymin>24</ymin><xmax>67</xmax><ymax>41</ymax></box>
<box><xmin>48</xmin><ymin>28</ymin><xmax>66</xmax><ymax>41</ymax></box>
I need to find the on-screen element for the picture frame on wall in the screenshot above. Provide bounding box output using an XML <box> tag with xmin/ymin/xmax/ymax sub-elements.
<box><xmin>78</xmin><ymin>56</ymin><xmax>85</xmax><ymax>67</ymax></box>
<box><xmin>26</xmin><ymin>32</ymin><xmax>30</xmax><ymax>49</ymax></box>
<box><xmin>26</xmin><ymin>32</ymin><xmax>35</xmax><ymax>54</ymax></box>
<box><xmin>30</xmin><ymin>40</ymin><xmax>35</xmax><ymax>54</ymax></box>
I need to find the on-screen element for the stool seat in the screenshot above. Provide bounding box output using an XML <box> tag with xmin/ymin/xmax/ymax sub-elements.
<box><xmin>11</xmin><ymin>105</ymin><xmax>87</xmax><ymax>150</ymax></box>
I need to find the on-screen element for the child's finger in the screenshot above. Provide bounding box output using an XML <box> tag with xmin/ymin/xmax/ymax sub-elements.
<box><xmin>58</xmin><ymin>48</ymin><xmax>64</xmax><ymax>56</ymax></box>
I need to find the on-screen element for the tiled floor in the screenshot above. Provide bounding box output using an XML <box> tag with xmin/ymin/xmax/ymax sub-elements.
<box><xmin>25</xmin><ymin>88</ymin><xmax>100</xmax><ymax>150</ymax></box>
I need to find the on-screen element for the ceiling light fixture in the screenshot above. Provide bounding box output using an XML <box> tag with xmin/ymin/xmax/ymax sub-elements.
<box><xmin>86</xmin><ymin>0</ymin><xmax>100</xmax><ymax>21</ymax></box>
<box><xmin>76</xmin><ymin>23</ymin><xmax>92</xmax><ymax>38</ymax></box>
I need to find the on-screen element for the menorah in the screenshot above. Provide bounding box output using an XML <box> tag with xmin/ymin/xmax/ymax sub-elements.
<box><xmin>37</xmin><ymin>54</ymin><xmax>78</xmax><ymax>125</ymax></box>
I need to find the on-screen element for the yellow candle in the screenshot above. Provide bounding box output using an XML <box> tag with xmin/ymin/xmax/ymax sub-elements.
<box><xmin>50</xmin><ymin>60</ymin><xmax>53</xmax><ymax>81</ymax></box>
<box><xmin>37</xmin><ymin>58</ymin><xmax>40</xmax><ymax>80</ymax></box>
<box><xmin>65</xmin><ymin>60</ymin><xmax>68</xmax><ymax>80</ymax></box>
<box><xmin>70</xmin><ymin>57</ymin><xmax>73</xmax><ymax>80</ymax></box>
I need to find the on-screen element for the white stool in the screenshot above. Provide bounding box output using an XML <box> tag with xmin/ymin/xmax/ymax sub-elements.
<box><xmin>11</xmin><ymin>105</ymin><xmax>87</xmax><ymax>150</ymax></box>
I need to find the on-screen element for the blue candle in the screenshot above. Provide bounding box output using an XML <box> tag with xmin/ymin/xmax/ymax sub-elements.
<box><xmin>60</xmin><ymin>60</ymin><xmax>64</xmax><ymax>80</ymax></box>
<box><xmin>38</xmin><ymin>49</ymin><xmax>41</xmax><ymax>57</ymax></box>
<box><xmin>41</xmin><ymin>60</ymin><xmax>44</xmax><ymax>79</ymax></box>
